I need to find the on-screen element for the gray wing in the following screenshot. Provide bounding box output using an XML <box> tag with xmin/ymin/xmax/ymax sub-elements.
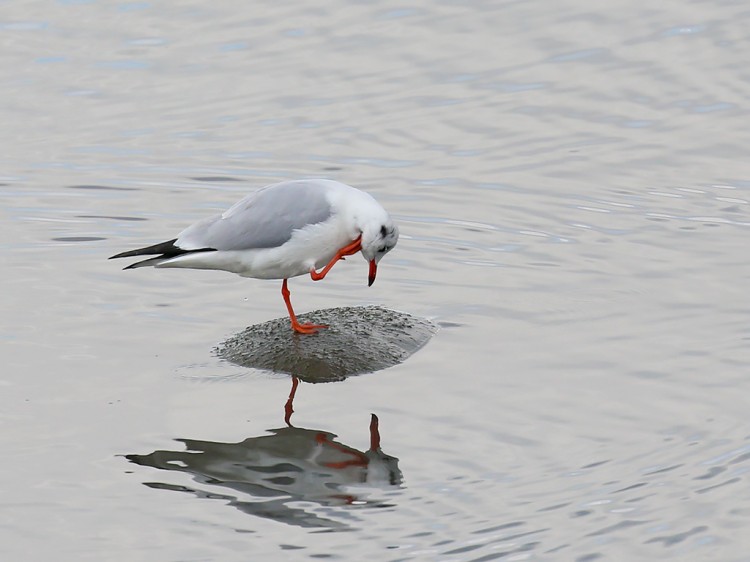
<box><xmin>176</xmin><ymin>181</ymin><xmax>334</xmax><ymax>251</ymax></box>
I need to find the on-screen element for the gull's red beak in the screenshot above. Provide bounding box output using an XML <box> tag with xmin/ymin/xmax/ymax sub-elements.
<box><xmin>368</xmin><ymin>259</ymin><xmax>377</xmax><ymax>287</ymax></box>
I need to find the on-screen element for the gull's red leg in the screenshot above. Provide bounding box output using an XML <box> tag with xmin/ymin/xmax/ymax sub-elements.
<box><xmin>339</xmin><ymin>236</ymin><xmax>364</xmax><ymax>257</ymax></box>
<box><xmin>284</xmin><ymin>376</ymin><xmax>299</xmax><ymax>426</ymax></box>
<box><xmin>309</xmin><ymin>236</ymin><xmax>362</xmax><ymax>281</ymax></box>
<box><xmin>281</xmin><ymin>279</ymin><xmax>327</xmax><ymax>334</ymax></box>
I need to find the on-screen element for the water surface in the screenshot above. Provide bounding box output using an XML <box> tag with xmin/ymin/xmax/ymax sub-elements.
<box><xmin>2</xmin><ymin>1</ymin><xmax>750</xmax><ymax>560</ymax></box>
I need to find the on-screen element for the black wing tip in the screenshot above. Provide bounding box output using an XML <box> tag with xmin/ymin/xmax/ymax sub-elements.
<box><xmin>111</xmin><ymin>240</ymin><xmax>218</xmax><ymax>269</ymax></box>
<box><xmin>109</xmin><ymin>238</ymin><xmax>181</xmax><ymax>260</ymax></box>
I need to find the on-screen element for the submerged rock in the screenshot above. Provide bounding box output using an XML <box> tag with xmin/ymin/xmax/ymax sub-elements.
<box><xmin>215</xmin><ymin>305</ymin><xmax>437</xmax><ymax>382</ymax></box>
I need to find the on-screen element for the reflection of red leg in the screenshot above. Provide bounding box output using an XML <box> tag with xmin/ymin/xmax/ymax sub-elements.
<box><xmin>284</xmin><ymin>376</ymin><xmax>299</xmax><ymax>426</ymax></box>
<box><xmin>369</xmin><ymin>413</ymin><xmax>381</xmax><ymax>451</ymax></box>
<box><xmin>281</xmin><ymin>279</ymin><xmax>327</xmax><ymax>334</ymax></box>
<box><xmin>330</xmin><ymin>494</ymin><xmax>356</xmax><ymax>505</ymax></box>
<box><xmin>309</xmin><ymin>236</ymin><xmax>362</xmax><ymax>281</ymax></box>
<box><xmin>315</xmin><ymin>432</ymin><xmax>369</xmax><ymax>468</ymax></box>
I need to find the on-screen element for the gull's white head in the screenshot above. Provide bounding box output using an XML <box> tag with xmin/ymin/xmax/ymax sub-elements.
<box><xmin>360</xmin><ymin>217</ymin><xmax>399</xmax><ymax>286</ymax></box>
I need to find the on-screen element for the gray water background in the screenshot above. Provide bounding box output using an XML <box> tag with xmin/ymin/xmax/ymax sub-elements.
<box><xmin>2</xmin><ymin>1</ymin><xmax>750</xmax><ymax>560</ymax></box>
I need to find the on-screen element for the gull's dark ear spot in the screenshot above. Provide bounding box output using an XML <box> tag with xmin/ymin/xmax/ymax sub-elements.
<box><xmin>380</xmin><ymin>225</ymin><xmax>387</xmax><ymax>238</ymax></box>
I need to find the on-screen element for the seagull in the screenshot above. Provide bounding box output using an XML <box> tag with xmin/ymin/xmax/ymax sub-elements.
<box><xmin>109</xmin><ymin>179</ymin><xmax>400</xmax><ymax>334</ymax></box>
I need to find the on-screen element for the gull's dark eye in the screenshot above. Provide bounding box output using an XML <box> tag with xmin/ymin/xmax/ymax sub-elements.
<box><xmin>380</xmin><ymin>225</ymin><xmax>387</xmax><ymax>238</ymax></box>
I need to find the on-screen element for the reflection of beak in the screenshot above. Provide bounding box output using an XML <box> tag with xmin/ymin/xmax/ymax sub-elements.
<box><xmin>368</xmin><ymin>260</ymin><xmax>377</xmax><ymax>287</ymax></box>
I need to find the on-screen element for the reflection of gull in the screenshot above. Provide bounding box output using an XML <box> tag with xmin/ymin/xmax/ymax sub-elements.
<box><xmin>126</xmin><ymin>414</ymin><xmax>401</xmax><ymax>529</ymax></box>
<box><xmin>109</xmin><ymin>180</ymin><xmax>399</xmax><ymax>333</ymax></box>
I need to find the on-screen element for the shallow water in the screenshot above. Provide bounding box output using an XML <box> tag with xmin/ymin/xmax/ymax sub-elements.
<box><xmin>2</xmin><ymin>1</ymin><xmax>750</xmax><ymax>560</ymax></box>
